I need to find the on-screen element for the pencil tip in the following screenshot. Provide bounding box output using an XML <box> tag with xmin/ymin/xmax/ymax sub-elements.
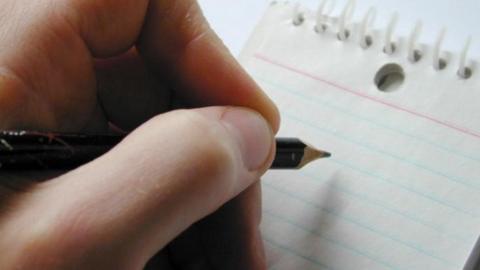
<box><xmin>297</xmin><ymin>145</ymin><xmax>331</xmax><ymax>169</ymax></box>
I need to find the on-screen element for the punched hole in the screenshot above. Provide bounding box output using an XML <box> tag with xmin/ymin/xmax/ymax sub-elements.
<box><xmin>374</xmin><ymin>63</ymin><xmax>405</xmax><ymax>92</ymax></box>
<box><xmin>410</xmin><ymin>50</ymin><xmax>422</xmax><ymax>63</ymax></box>
<box><xmin>337</xmin><ymin>30</ymin><xmax>350</xmax><ymax>41</ymax></box>
<box><xmin>435</xmin><ymin>58</ymin><xmax>447</xmax><ymax>70</ymax></box>
<box><xmin>458</xmin><ymin>67</ymin><xmax>473</xmax><ymax>79</ymax></box>
<box><xmin>314</xmin><ymin>24</ymin><xmax>328</xmax><ymax>33</ymax></box>
<box><xmin>363</xmin><ymin>36</ymin><xmax>373</xmax><ymax>48</ymax></box>
<box><xmin>293</xmin><ymin>14</ymin><xmax>305</xmax><ymax>26</ymax></box>
<box><xmin>383</xmin><ymin>43</ymin><xmax>396</xmax><ymax>55</ymax></box>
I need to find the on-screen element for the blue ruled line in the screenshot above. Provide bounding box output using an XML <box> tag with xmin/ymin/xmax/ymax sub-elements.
<box><xmin>264</xmin><ymin>237</ymin><xmax>334</xmax><ymax>270</ymax></box>
<box><xmin>254</xmin><ymin>76</ymin><xmax>480</xmax><ymax>163</ymax></box>
<box><xmin>264</xmin><ymin>210</ymin><xmax>402</xmax><ymax>270</ymax></box>
<box><xmin>327</xmin><ymin>157</ymin><xmax>480</xmax><ymax>218</ymax></box>
<box><xmin>264</xmin><ymin>183</ymin><xmax>457</xmax><ymax>267</ymax></box>
<box><xmin>283</xmin><ymin>111</ymin><xmax>480</xmax><ymax>192</ymax></box>
<box><xmin>299</xmin><ymin>170</ymin><xmax>473</xmax><ymax>243</ymax></box>
<box><xmin>253</xmin><ymin>73</ymin><xmax>478</xmax><ymax>269</ymax></box>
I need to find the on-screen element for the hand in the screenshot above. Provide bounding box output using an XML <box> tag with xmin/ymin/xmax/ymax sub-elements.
<box><xmin>0</xmin><ymin>1</ymin><xmax>280</xmax><ymax>269</ymax></box>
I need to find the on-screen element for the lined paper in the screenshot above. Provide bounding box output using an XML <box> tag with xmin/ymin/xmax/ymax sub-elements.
<box><xmin>239</xmin><ymin>3</ymin><xmax>480</xmax><ymax>269</ymax></box>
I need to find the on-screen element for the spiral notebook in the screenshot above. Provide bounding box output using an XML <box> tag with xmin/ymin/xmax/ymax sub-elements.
<box><xmin>239</xmin><ymin>1</ymin><xmax>480</xmax><ymax>269</ymax></box>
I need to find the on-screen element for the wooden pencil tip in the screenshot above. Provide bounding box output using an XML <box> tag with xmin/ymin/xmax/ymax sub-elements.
<box><xmin>298</xmin><ymin>145</ymin><xmax>331</xmax><ymax>169</ymax></box>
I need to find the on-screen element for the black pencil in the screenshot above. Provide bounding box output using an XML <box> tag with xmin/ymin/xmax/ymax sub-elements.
<box><xmin>464</xmin><ymin>236</ymin><xmax>480</xmax><ymax>270</ymax></box>
<box><xmin>0</xmin><ymin>131</ymin><xmax>331</xmax><ymax>171</ymax></box>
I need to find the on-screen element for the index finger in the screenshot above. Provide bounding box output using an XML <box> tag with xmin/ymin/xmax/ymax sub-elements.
<box><xmin>136</xmin><ymin>1</ymin><xmax>280</xmax><ymax>131</ymax></box>
<box><xmin>0</xmin><ymin>0</ymin><xmax>279</xmax><ymax>132</ymax></box>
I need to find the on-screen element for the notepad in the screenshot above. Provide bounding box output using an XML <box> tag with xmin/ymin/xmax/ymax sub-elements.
<box><xmin>239</xmin><ymin>2</ymin><xmax>480</xmax><ymax>269</ymax></box>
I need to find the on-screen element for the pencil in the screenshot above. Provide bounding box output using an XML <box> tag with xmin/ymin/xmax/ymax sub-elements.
<box><xmin>272</xmin><ymin>137</ymin><xmax>331</xmax><ymax>169</ymax></box>
<box><xmin>464</xmin><ymin>236</ymin><xmax>480</xmax><ymax>270</ymax></box>
<box><xmin>0</xmin><ymin>131</ymin><xmax>331</xmax><ymax>171</ymax></box>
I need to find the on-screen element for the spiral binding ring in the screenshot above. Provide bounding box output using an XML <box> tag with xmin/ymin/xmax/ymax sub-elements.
<box><xmin>359</xmin><ymin>8</ymin><xmax>376</xmax><ymax>49</ymax></box>
<box><xmin>458</xmin><ymin>37</ymin><xmax>473</xmax><ymax>79</ymax></box>
<box><xmin>315</xmin><ymin>0</ymin><xmax>336</xmax><ymax>32</ymax></box>
<box><xmin>408</xmin><ymin>21</ymin><xmax>423</xmax><ymax>63</ymax></box>
<box><xmin>383</xmin><ymin>13</ymin><xmax>398</xmax><ymax>55</ymax></box>
<box><xmin>291</xmin><ymin>2</ymin><xmax>475</xmax><ymax>80</ymax></box>
<box><xmin>433</xmin><ymin>28</ymin><xmax>447</xmax><ymax>70</ymax></box>
<box><xmin>337</xmin><ymin>0</ymin><xmax>356</xmax><ymax>40</ymax></box>
<box><xmin>293</xmin><ymin>3</ymin><xmax>305</xmax><ymax>26</ymax></box>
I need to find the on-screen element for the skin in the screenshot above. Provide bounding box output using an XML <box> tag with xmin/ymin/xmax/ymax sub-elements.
<box><xmin>0</xmin><ymin>0</ymin><xmax>280</xmax><ymax>269</ymax></box>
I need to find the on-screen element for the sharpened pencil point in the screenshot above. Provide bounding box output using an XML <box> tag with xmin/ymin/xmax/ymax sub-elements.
<box><xmin>297</xmin><ymin>144</ymin><xmax>331</xmax><ymax>169</ymax></box>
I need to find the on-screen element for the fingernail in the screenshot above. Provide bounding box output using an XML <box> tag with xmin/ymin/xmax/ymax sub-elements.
<box><xmin>221</xmin><ymin>108</ymin><xmax>274</xmax><ymax>171</ymax></box>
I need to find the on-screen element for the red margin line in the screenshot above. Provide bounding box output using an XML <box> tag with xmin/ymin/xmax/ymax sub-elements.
<box><xmin>254</xmin><ymin>53</ymin><xmax>480</xmax><ymax>140</ymax></box>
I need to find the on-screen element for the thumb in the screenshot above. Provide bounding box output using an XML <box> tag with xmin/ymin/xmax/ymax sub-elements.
<box><xmin>2</xmin><ymin>107</ymin><xmax>275</xmax><ymax>269</ymax></box>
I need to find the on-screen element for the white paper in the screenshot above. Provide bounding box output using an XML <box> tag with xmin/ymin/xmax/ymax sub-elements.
<box><xmin>239</xmin><ymin>3</ymin><xmax>480</xmax><ymax>269</ymax></box>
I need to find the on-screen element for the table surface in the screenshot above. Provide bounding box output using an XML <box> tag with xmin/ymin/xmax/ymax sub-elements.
<box><xmin>198</xmin><ymin>0</ymin><xmax>480</xmax><ymax>58</ymax></box>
